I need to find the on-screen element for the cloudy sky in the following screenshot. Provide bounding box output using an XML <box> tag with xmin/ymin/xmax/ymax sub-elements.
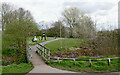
<box><xmin>1</xmin><ymin>0</ymin><xmax>120</xmax><ymax>30</ymax></box>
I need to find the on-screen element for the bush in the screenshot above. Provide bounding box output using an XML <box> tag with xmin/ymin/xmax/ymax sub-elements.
<box><xmin>87</xmin><ymin>30</ymin><xmax>119</xmax><ymax>56</ymax></box>
<box><xmin>18</xmin><ymin>50</ymin><xmax>28</xmax><ymax>64</ymax></box>
<box><xmin>2</xmin><ymin>48</ymin><xmax>19</xmax><ymax>57</ymax></box>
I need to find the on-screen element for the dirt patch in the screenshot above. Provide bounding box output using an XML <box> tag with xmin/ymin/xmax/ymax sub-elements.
<box><xmin>51</xmin><ymin>47</ymin><xmax>100</xmax><ymax>58</ymax></box>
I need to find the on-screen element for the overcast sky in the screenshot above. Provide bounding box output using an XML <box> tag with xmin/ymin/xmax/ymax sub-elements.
<box><xmin>1</xmin><ymin>0</ymin><xmax>120</xmax><ymax>30</ymax></box>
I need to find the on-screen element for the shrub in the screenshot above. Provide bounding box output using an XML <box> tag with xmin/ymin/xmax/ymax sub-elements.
<box><xmin>18</xmin><ymin>50</ymin><xmax>28</xmax><ymax>64</ymax></box>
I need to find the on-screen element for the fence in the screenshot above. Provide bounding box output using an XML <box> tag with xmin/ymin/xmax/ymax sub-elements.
<box><xmin>27</xmin><ymin>46</ymin><xmax>32</xmax><ymax>62</ymax></box>
<box><xmin>36</xmin><ymin>43</ymin><xmax>50</xmax><ymax>63</ymax></box>
<box><xmin>36</xmin><ymin>43</ymin><xmax>120</xmax><ymax>67</ymax></box>
<box><xmin>50</xmin><ymin>57</ymin><xmax>120</xmax><ymax>67</ymax></box>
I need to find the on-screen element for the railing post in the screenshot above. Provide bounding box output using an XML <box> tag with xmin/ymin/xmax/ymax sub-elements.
<box><xmin>40</xmin><ymin>49</ymin><xmax>41</xmax><ymax>55</ymax></box>
<box><xmin>57</xmin><ymin>57</ymin><xmax>60</xmax><ymax>64</ymax></box>
<box><xmin>48</xmin><ymin>49</ymin><xmax>50</xmax><ymax>61</ymax></box>
<box><xmin>42</xmin><ymin>47</ymin><xmax>44</xmax><ymax>57</ymax></box>
<box><xmin>89</xmin><ymin>59</ymin><xmax>92</xmax><ymax>67</ymax></box>
<box><xmin>46</xmin><ymin>49</ymin><xmax>50</xmax><ymax>64</ymax></box>
<box><xmin>29</xmin><ymin>47</ymin><xmax>32</xmax><ymax>59</ymax></box>
<box><xmin>73</xmin><ymin>58</ymin><xmax>76</xmax><ymax>65</ymax></box>
<box><xmin>107</xmin><ymin>58</ymin><xmax>110</xmax><ymax>66</ymax></box>
<box><xmin>37</xmin><ymin>44</ymin><xmax>51</xmax><ymax>63</ymax></box>
<box><xmin>40</xmin><ymin>46</ymin><xmax>42</xmax><ymax>56</ymax></box>
<box><xmin>45</xmin><ymin>49</ymin><xmax>46</xmax><ymax>58</ymax></box>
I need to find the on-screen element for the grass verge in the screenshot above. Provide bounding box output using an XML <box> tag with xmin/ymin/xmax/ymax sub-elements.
<box><xmin>45</xmin><ymin>38</ymin><xmax>83</xmax><ymax>53</ymax></box>
<box><xmin>48</xmin><ymin>56</ymin><xmax>120</xmax><ymax>73</ymax></box>
<box><xmin>2</xmin><ymin>62</ymin><xmax>34</xmax><ymax>75</ymax></box>
<box><xmin>28</xmin><ymin>36</ymin><xmax>55</xmax><ymax>46</ymax></box>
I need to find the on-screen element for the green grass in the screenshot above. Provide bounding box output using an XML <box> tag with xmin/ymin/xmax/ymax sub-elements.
<box><xmin>45</xmin><ymin>38</ymin><xmax>83</xmax><ymax>53</ymax></box>
<box><xmin>0</xmin><ymin>66</ymin><xmax>1</xmax><ymax>75</ymax></box>
<box><xmin>43</xmin><ymin>38</ymin><xmax>120</xmax><ymax>73</ymax></box>
<box><xmin>48</xmin><ymin>56</ymin><xmax>120</xmax><ymax>73</ymax></box>
<box><xmin>45</xmin><ymin>38</ymin><xmax>120</xmax><ymax>73</ymax></box>
<box><xmin>28</xmin><ymin>36</ymin><xmax>55</xmax><ymax>46</ymax></box>
<box><xmin>2</xmin><ymin>62</ymin><xmax>34</xmax><ymax>75</ymax></box>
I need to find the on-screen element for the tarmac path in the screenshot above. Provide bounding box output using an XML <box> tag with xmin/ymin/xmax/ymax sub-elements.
<box><xmin>28</xmin><ymin>38</ymin><xmax>75</xmax><ymax>73</ymax></box>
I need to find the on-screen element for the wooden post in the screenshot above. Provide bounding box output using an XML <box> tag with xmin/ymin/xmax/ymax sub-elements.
<box><xmin>57</xmin><ymin>57</ymin><xmax>60</xmax><ymax>64</ymax></box>
<box><xmin>29</xmin><ymin>47</ymin><xmax>32</xmax><ymax>59</ymax></box>
<box><xmin>46</xmin><ymin>49</ymin><xmax>50</xmax><ymax>64</ymax></box>
<box><xmin>107</xmin><ymin>58</ymin><xmax>110</xmax><ymax>66</ymax></box>
<box><xmin>48</xmin><ymin>49</ymin><xmax>50</xmax><ymax>61</ymax></box>
<box><xmin>37</xmin><ymin>50</ymin><xmax>39</xmax><ymax>54</ymax></box>
<box><xmin>45</xmin><ymin>49</ymin><xmax>46</xmax><ymax>58</ymax></box>
<box><xmin>40</xmin><ymin>49</ymin><xmax>41</xmax><ymax>55</ymax></box>
<box><xmin>40</xmin><ymin>46</ymin><xmax>42</xmax><ymax>51</ymax></box>
<box><xmin>40</xmin><ymin>46</ymin><xmax>42</xmax><ymax>55</ymax></box>
<box><xmin>73</xmin><ymin>58</ymin><xmax>76</xmax><ymax>65</ymax></box>
<box><xmin>42</xmin><ymin>47</ymin><xmax>44</xmax><ymax>57</ymax></box>
<box><xmin>44</xmin><ymin>48</ymin><xmax>45</xmax><ymax>57</ymax></box>
<box><xmin>89</xmin><ymin>59</ymin><xmax>92</xmax><ymax>67</ymax></box>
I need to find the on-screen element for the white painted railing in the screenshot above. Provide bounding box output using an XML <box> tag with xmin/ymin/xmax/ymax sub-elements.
<box><xmin>27</xmin><ymin>46</ymin><xmax>32</xmax><ymax>62</ymax></box>
<box><xmin>36</xmin><ymin>43</ymin><xmax>50</xmax><ymax>63</ymax></box>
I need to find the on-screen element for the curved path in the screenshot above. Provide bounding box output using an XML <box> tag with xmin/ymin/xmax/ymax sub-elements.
<box><xmin>27</xmin><ymin>38</ymin><xmax>120</xmax><ymax>75</ymax></box>
<box><xmin>28</xmin><ymin>38</ymin><xmax>75</xmax><ymax>73</ymax></box>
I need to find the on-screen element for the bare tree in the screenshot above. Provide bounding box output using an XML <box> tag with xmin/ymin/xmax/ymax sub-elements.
<box><xmin>1</xmin><ymin>3</ymin><xmax>14</xmax><ymax>31</ymax></box>
<box><xmin>62</xmin><ymin>7</ymin><xmax>96</xmax><ymax>39</ymax></box>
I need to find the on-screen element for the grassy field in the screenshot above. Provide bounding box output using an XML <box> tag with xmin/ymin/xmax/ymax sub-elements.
<box><xmin>28</xmin><ymin>36</ymin><xmax>55</xmax><ymax>45</ymax></box>
<box><xmin>45</xmin><ymin>38</ymin><xmax>120</xmax><ymax>73</ymax></box>
<box><xmin>2</xmin><ymin>62</ymin><xmax>34</xmax><ymax>75</ymax></box>
<box><xmin>48</xmin><ymin>56</ymin><xmax>120</xmax><ymax>73</ymax></box>
<box><xmin>45</xmin><ymin>38</ymin><xmax>83</xmax><ymax>53</ymax></box>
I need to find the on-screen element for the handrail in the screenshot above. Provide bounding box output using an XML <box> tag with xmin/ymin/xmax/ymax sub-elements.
<box><xmin>36</xmin><ymin>43</ymin><xmax>50</xmax><ymax>63</ymax></box>
<box><xmin>37</xmin><ymin>47</ymin><xmax>50</xmax><ymax>56</ymax></box>
<box><xmin>50</xmin><ymin>57</ymin><xmax>120</xmax><ymax>67</ymax></box>
<box><xmin>38</xmin><ymin>43</ymin><xmax>49</xmax><ymax>50</ymax></box>
<box><xmin>50</xmin><ymin>57</ymin><xmax>120</xmax><ymax>61</ymax></box>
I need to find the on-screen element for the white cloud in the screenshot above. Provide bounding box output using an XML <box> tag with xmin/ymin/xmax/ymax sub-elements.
<box><xmin>1</xmin><ymin>0</ymin><xmax>119</xmax><ymax>30</ymax></box>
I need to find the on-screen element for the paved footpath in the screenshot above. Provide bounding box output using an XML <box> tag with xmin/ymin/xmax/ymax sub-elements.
<box><xmin>28</xmin><ymin>38</ymin><xmax>75</xmax><ymax>73</ymax></box>
<box><xmin>27</xmin><ymin>38</ymin><xmax>120</xmax><ymax>75</ymax></box>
